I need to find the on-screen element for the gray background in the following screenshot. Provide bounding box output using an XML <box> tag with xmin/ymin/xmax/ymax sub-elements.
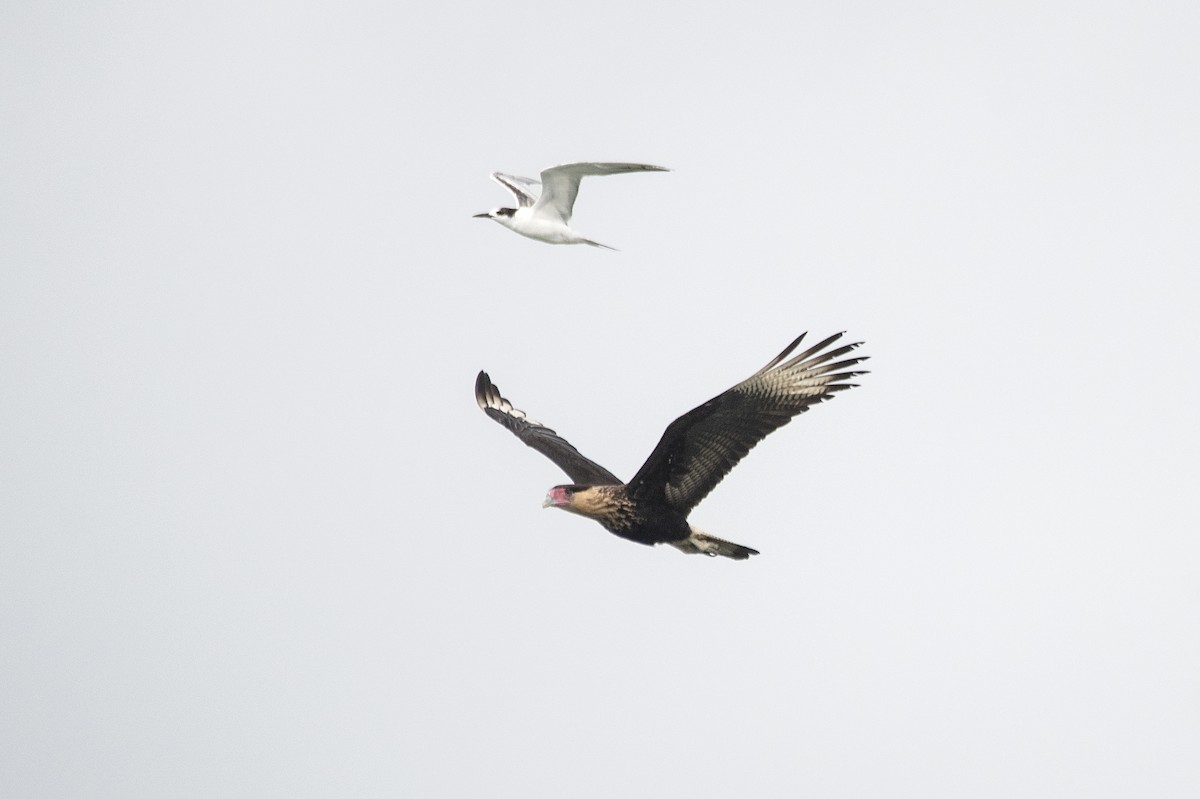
<box><xmin>3</xmin><ymin>1</ymin><xmax>1197</xmax><ymax>796</ymax></box>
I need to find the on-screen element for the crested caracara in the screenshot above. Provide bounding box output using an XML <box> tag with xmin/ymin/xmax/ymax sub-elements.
<box><xmin>475</xmin><ymin>332</ymin><xmax>867</xmax><ymax>559</ymax></box>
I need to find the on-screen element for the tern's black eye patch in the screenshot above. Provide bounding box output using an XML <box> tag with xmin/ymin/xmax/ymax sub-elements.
<box><xmin>496</xmin><ymin>207</ymin><xmax>516</xmax><ymax>217</ymax></box>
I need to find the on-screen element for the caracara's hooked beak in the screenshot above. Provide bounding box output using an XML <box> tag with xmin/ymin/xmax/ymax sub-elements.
<box><xmin>542</xmin><ymin>487</ymin><xmax>570</xmax><ymax>509</ymax></box>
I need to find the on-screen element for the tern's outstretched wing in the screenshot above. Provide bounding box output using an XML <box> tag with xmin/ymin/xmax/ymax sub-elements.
<box><xmin>533</xmin><ymin>162</ymin><xmax>669</xmax><ymax>224</ymax></box>
<box><xmin>626</xmin><ymin>333</ymin><xmax>868</xmax><ymax>515</ymax></box>
<box><xmin>476</xmin><ymin>371</ymin><xmax>622</xmax><ymax>486</ymax></box>
<box><xmin>489</xmin><ymin>173</ymin><xmax>539</xmax><ymax>208</ymax></box>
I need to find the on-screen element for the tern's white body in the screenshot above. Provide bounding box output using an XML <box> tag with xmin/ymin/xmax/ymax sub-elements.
<box><xmin>501</xmin><ymin>207</ymin><xmax>599</xmax><ymax>246</ymax></box>
<box><xmin>474</xmin><ymin>161</ymin><xmax>668</xmax><ymax>249</ymax></box>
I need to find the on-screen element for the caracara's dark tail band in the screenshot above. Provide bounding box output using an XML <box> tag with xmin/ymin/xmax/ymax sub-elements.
<box><xmin>667</xmin><ymin>529</ymin><xmax>760</xmax><ymax>560</ymax></box>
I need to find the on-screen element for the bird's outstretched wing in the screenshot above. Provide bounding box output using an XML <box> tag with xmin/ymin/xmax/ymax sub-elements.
<box><xmin>626</xmin><ymin>333</ymin><xmax>868</xmax><ymax>514</ymax></box>
<box><xmin>534</xmin><ymin>162</ymin><xmax>669</xmax><ymax>225</ymax></box>
<box><xmin>476</xmin><ymin>371</ymin><xmax>622</xmax><ymax>486</ymax></box>
<box><xmin>490</xmin><ymin>173</ymin><xmax>539</xmax><ymax>208</ymax></box>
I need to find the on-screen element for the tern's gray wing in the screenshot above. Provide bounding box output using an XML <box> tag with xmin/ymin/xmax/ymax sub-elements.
<box><xmin>533</xmin><ymin>162</ymin><xmax>669</xmax><ymax>224</ymax></box>
<box><xmin>490</xmin><ymin>173</ymin><xmax>539</xmax><ymax>208</ymax></box>
<box><xmin>476</xmin><ymin>371</ymin><xmax>622</xmax><ymax>486</ymax></box>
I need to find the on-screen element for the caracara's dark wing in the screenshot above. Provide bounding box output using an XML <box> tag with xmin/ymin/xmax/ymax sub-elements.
<box><xmin>626</xmin><ymin>333</ymin><xmax>868</xmax><ymax>515</ymax></box>
<box><xmin>475</xmin><ymin>371</ymin><xmax>622</xmax><ymax>486</ymax></box>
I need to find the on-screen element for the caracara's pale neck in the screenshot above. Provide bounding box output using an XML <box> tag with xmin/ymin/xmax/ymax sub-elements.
<box><xmin>562</xmin><ymin>485</ymin><xmax>621</xmax><ymax>516</ymax></box>
<box><xmin>552</xmin><ymin>485</ymin><xmax>634</xmax><ymax>528</ymax></box>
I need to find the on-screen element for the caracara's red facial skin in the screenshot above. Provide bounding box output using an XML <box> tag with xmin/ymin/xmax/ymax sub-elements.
<box><xmin>542</xmin><ymin>486</ymin><xmax>572</xmax><ymax>508</ymax></box>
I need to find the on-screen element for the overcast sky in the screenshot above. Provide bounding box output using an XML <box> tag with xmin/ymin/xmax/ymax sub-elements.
<box><xmin>2</xmin><ymin>1</ymin><xmax>1197</xmax><ymax>797</ymax></box>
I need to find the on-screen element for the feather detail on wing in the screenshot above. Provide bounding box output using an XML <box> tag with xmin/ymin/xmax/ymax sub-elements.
<box><xmin>626</xmin><ymin>332</ymin><xmax>868</xmax><ymax>514</ymax></box>
<box><xmin>489</xmin><ymin>173</ymin><xmax>539</xmax><ymax>207</ymax></box>
<box><xmin>475</xmin><ymin>371</ymin><xmax>622</xmax><ymax>486</ymax></box>
<box><xmin>536</xmin><ymin>162</ymin><xmax>669</xmax><ymax>225</ymax></box>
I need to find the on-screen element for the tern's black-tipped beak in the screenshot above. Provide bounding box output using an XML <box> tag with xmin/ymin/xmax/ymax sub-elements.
<box><xmin>472</xmin><ymin>212</ymin><xmax>490</xmax><ymax>218</ymax></box>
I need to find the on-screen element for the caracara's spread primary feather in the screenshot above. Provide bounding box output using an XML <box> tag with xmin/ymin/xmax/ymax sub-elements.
<box><xmin>475</xmin><ymin>332</ymin><xmax>867</xmax><ymax>560</ymax></box>
<box><xmin>474</xmin><ymin>374</ymin><xmax>621</xmax><ymax>486</ymax></box>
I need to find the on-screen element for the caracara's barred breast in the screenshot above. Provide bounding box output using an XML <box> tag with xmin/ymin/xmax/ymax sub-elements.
<box><xmin>592</xmin><ymin>487</ymin><xmax>692</xmax><ymax>546</ymax></box>
<box><xmin>576</xmin><ymin>486</ymin><xmax>640</xmax><ymax>531</ymax></box>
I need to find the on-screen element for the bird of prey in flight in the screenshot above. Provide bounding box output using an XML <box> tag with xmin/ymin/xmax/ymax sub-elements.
<box><xmin>475</xmin><ymin>332</ymin><xmax>867</xmax><ymax>559</ymax></box>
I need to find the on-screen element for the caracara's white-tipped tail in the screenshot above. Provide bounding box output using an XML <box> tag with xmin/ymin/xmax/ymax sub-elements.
<box><xmin>667</xmin><ymin>528</ymin><xmax>759</xmax><ymax>560</ymax></box>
